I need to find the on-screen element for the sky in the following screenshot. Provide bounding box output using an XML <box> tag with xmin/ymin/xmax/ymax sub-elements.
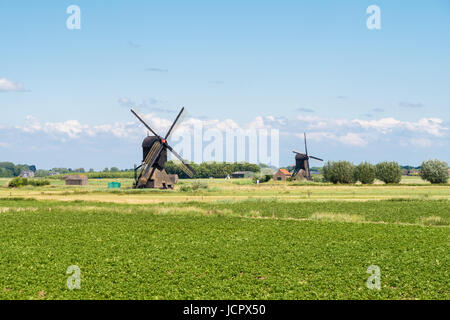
<box><xmin>0</xmin><ymin>0</ymin><xmax>449</xmax><ymax>170</ymax></box>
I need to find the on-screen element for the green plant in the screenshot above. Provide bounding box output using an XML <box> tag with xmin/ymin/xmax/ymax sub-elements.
<box><xmin>322</xmin><ymin>161</ymin><xmax>356</xmax><ymax>184</ymax></box>
<box><xmin>8</xmin><ymin>177</ymin><xmax>28</xmax><ymax>188</ymax></box>
<box><xmin>252</xmin><ymin>173</ymin><xmax>272</xmax><ymax>184</ymax></box>
<box><xmin>7</xmin><ymin>178</ymin><xmax>50</xmax><ymax>188</ymax></box>
<box><xmin>354</xmin><ymin>162</ymin><xmax>376</xmax><ymax>184</ymax></box>
<box><xmin>179</xmin><ymin>185</ymin><xmax>192</xmax><ymax>192</ymax></box>
<box><xmin>376</xmin><ymin>162</ymin><xmax>402</xmax><ymax>184</ymax></box>
<box><xmin>419</xmin><ymin>159</ymin><xmax>448</xmax><ymax>184</ymax></box>
<box><xmin>191</xmin><ymin>181</ymin><xmax>208</xmax><ymax>190</ymax></box>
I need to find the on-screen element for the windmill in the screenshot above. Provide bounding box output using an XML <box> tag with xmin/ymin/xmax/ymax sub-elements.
<box><xmin>292</xmin><ymin>133</ymin><xmax>323</xmax><ymax>181</ymax></box>
<box><xmin>131</xmin><ymin>107</ymin><xmax>195</xmax><ymax>189</ymax></box>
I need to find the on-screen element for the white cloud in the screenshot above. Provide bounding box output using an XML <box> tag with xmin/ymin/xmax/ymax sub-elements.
<box><xmin>0</xmin><ymin>77</ymin><xmax>26</xmax><ymax>92</ymax></box>
<box><xmin>304</xmin><ymin>132</ymin><xmax>368</xmax><ymax>147</ymax></box>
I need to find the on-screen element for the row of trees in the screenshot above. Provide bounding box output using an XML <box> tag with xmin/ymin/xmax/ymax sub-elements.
<box><xmin>323</xmin><ymin>159</ymin><xmax>448</xmax><ymax>184</ymax></box>
<box><xmin>164</xmin><ymin>161</ymin><xmax>261</xmax><ymax>179</ymax></box>
<box><xmin>0</xmin><ymin>162</ymin><xmax>36</xmax><ymax>177</ymax></box>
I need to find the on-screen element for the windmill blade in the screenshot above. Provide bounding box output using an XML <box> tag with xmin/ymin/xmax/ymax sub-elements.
<box><xmin>137</xmin><ymin>142</ymin><xmax>164</xmax><ymax>187</ymax></box>
<box><xmin>304</xmin><ymin>132</ymin><xmax>308</xmax><ymax>156</ymax></box>
<box><xmin>164</xmin><ymin>107</ymin><xmax>185</xmax><ymax>140</ymax></box>
<box><xmin>131</xmin><ymin>108</ymin><xmax>161</xmax><ymax>138</ymax></box>
<box><xmin>292</xmin><ymin>150</ymin><xmax>306</xmax><ymax>156</ymax></box>
<box><xmin>309</xmin><ymin>156</ymin><xmax>323</xmax><ymax>162</ymax></box>
<box><xmin>166</xmin><ymin>144</ymin><xmax>195</xmax><ymax>178</ymax></box>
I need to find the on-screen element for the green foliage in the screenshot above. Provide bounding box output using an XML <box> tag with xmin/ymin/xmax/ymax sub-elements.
<box><xmin>354</xmin><ymin>162</ymin><xmax>376</xmax><ymax>184</ymax></box>
<box><xmin>0</xmin><ymin>162</ymin><xmax>35</xmax><ymax>177</ymax></box>
<box><xmin>311</xmin><ymin>174</ymin><xmax>324</xmax><ymax>183</ymax></box>
<box><xmin>322</xmin><ymin>161</ymin><xmax>356</xmax><ymax>184</ymax></box>
<box><xmin>252</xmin><ymin>172</ymin><xmax>272</xmax><ymax>184</ymax></box>
<box><xmin>419</xmin><ymin>159</ymin><xmax>449</xmax><ymax>184</ymax></box>
<box><xmin>8</xmin><ymin>177</ymin><xmax>50</xmax><ymax>188</ymax></box>
<box><xmin>179</xmin><ymin>185</ymin><xmax>192</xmax><ymax>192</ymax></box>
<box><xmin>191</xmin><ymin>181</ymin><xmax>209</xmax><ymax>190</ymax></box>
<box><xmin>376</xmin><ymin>162</ymin><xmax>403</xmax><ymax>184</ymax></box>
<box><xmin>165</xmin><ymin>161</ymin><xmax>260</xmax><ymax>179</ymax></box>
<box><xmin>0</xmin><ymin>199</ymin><xmax>448</xmax><ymax>299</ymax></box>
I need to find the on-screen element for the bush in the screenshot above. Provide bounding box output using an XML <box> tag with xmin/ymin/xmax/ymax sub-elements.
<box><xmin>376</xmin><ymin>161</ymin><xmax>402</xmax><ymax>184</ymax></box>
<box><xmin>419</xmin><ymin>159</ymin><xmax>448</xmax><ymax>184</ymax></box>
<box><xmin>8</xmin><ymin>177</ymin><xmax>28</xmax><ymax>188</ymax></box>
<box><xmin>8</xmin><ymin>178</ymin><xmax>50</xmax><ymax>188</ymax></box>
<box><xmin>322</xmin><ymin>161</ymin><xmax>356</xmax><ymax>184</ymax></box>
<box><xmin>354</xmin><ymin>162</ymin><xmax>376</xmax><ymax>184</ymax></box>
<box><xmin>252</xmin><ymin>173</ymin><xmax>272</xmax><ymax>184</ymax></box>
<box><xmin>191</xmin><ymin>181</ymin><xmax>208</xmax><ymax>190</ymax></box>
<box><xmin>179</xmin><ymin>185</ymin><xmax>192</xmax><ymax>192</ymax></box>
<box><xmin>311</xmin><ymin>175</ymin><xmax>324</xmax><ymax>183</ymax></box>
<box><xmin>30</xmin><ymin>179</ymin><xmax>50</xmax><ymax>186</ymax></box>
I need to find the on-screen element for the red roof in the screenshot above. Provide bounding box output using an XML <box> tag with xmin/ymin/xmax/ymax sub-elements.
<box><xmin>279</xmin><ymin>169</ymin><xmax>291</xmax><ymax>175</ymax></box>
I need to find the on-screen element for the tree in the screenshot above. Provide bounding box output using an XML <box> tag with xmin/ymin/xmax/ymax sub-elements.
<box><xmin>376</xmin><ymin>161</ymin><xmax>402</xmax><ymax>184</ymax></box>
<box><xmin>419</xmin><ymin>159</ymin><xmax>448</xmax><ymax>184</ymax></box>
<box><xmin>354</xmin><ymin>162</ymin><xmax>376</xmax><ymax>184</ymax></box>
<box><xmin>110</xmin><ymin>167</ymin><xmax>120</xmax><ymax>172</ymax></box>
<box><xmin>323</xmin><ymin>161</ymin><xmax>356</xmax><ymax>184</ymax></box>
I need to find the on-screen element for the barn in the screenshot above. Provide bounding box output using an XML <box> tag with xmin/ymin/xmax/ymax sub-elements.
<box><xmin>65</xmin><ymin>175</ymin><xmax>88</xmax><ymax>186</ymax></box>
<box><xmin>273</xmin><ymin>169</ymin><xmax>291</xmax><ymax>181</ymax></box>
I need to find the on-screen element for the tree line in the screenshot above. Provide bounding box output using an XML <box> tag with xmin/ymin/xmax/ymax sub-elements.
<box><xmin>164</xmin><ymin>161</ymin><xmax>261</xmax><ymax>179</ymax></box>
<box><xmin>0</xmin><ymin>162</ymin><xmax>36</xmax><ymax>177</ymax></box>
<box><xmin>322</xmin><ymin>160</ymin><xmax>448</xmax><ymax>185</ymax></box>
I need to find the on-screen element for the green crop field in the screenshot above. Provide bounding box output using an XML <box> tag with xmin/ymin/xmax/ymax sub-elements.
<box><xmin>0</xmin><ymin>177</ymin><xmax>449</xmax><ymax>300</ymax></box>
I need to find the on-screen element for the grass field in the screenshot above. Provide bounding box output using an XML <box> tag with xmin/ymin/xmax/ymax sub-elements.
<box><xmin>0</xmin><ymin>177</ymin><xmax>448</xmax><ymax>300</ymax></box>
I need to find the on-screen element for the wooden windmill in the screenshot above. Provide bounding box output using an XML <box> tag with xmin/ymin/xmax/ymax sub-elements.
<box><xmin>131</xmin><ymin>107</ymin><xmax>194</xmax><ymax>189</ymax></box>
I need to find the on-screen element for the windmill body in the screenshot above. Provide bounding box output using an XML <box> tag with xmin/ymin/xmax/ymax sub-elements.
<box><xmin>292</xmin><ymin>133</ymin><xmax>323</xmax><ymax>181</ymax></box>
<box><xmin>131</xmin><ymin>108</ymin><xmax>195</xmax><ymax>189</ymax></box>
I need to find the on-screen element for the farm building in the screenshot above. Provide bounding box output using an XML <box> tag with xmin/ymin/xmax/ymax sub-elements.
<box><xmin>145</xmin><ymin>169</ymin><xmax>175</xmax><ymax>189</ymax></box>
<box><xmin>292</xmin><ymin>169</ymin><xmax>307</xmax><ymax>181</ymax></box>
<box><xmin>231</xmin><ymin>171</ymin><xmax>253</xmax><ymax>178</ymax></box>
<box><xmin>273</xmin><ymin>169</ymin><xmax>291</xmax><ymax>181</ymax></box>
<box><xmin>65</xmin><ymin>175</ymin><xmax>88</xmax><ymax>186</ymax></box>
<box><xmin>169</xmin><ymin>174</ymin><xmax>179</xmax><ymax>184</ymax></box>
<box><xmin>20</xmin><ymin>170</ymin><xmax>34</xmax><ymax>178</ymax></box>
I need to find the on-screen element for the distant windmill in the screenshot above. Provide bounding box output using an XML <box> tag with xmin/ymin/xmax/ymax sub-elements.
<box><xmin>292</xmin><ymin>133</ymin><xmax>323</xmax><ymax>181</ymax></box>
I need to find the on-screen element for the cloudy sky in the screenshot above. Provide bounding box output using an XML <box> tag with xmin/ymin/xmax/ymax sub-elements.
<box><xmin>0</xmin><ymin>0</ymin><xmax>449</xmax><ymax>169</ymax></box>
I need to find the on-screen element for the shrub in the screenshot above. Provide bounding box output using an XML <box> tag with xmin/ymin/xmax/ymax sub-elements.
<box><xmin>322</xmin><ymin>161</ymin><xmax>356</xmax><ymax>184</ymax></box>
<box><xmin>191</xmin><ymin>181</ymin><xmax>208</xmax><ymax>191</ymax></box>
<box><xmin>179</xmin><ymin>185</ymin><xmax>192</xmax><ymax>192</ymax></box>
<box><xmin>312</xmin><ymin>175</ymin><xmax>324</xmax><ymax>183</ymax></box>
<box><xmin>252</xmin><ymin>173</ymin><xmax>272</xmax><ymax>184</ymax></box>
<box><xmin>354</xmin><ymin>162</ymin><xmax>376</xmax><ymax>184</ymax></box>
<box><xmin>419</xmin><ymin>159</ymin><xmax>448</xmax><ymax>184</ymax></box>
<box><xmin>376</xmin><ymin>161</ymin><xmax>402</xmax><ymax>184</ymax></box>
<box><xmin>7</xmin><ymin>178</ymin><xmax>50</xmax><ymax>188</ymax></box>
<box><xmin>8</xmin><ymin>177</ymin><xmax>28</xmax><ymax>188</ymax></box>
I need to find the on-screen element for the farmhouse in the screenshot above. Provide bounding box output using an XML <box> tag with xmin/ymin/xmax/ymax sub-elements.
<box><xmin>273</xmin><ymin>168</ymin><xmax>291</xmax><ymax>181</ymax></box>
<box><xmin>20</xmin><ymin>170</ymin><xmax>34</xmax><ymax>178</ymax></box>
<box><xmin>65</xmin><ymin>175</ymin><xmax>88</xmax><ymax>186</ymax></box>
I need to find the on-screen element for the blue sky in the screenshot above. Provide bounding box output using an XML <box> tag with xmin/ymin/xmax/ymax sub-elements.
<box><xmin>0</xmin><ymin>0</ymin><xmax>449</xmax><ymax>169</ymax></box>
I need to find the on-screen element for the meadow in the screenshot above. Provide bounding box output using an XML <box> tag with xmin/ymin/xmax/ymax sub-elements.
<box><xmin>0</xmin><ymin>177</ymin><xmax>448</xmax><ymax>300</ymax></box>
